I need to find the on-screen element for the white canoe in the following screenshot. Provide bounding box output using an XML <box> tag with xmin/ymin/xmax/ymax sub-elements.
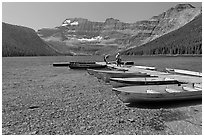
<box><xmin>112</xmin><ymin>84</ymin><xmax>202</xmax><ymax>103</ymax></box>
<box><xmin>134</xmin><ymin>66</ymin><xmax>156</xmax><ymax>70</ymax></box>
<box><xmin>110</xmin><ymin>77</ymin><xmax>180</xmax><ymax>87</ymax></box>
<box><xmin>87</xmin><ymin>69</ymin><xmax>154</xmax><ymax>82</ymax></box>
<box><xmin>166</xmin><ymin>68</ymin><xmax>202</xmax><ymax>77</ymax></box>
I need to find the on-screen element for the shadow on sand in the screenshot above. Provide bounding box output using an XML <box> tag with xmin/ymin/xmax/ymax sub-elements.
<box><xmin>126</xmin><ymin>98</ymin><xmax>202</xmax><ymax>109</ymax></box>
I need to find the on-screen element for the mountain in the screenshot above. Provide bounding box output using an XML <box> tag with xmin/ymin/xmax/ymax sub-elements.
<box><xmin>2</xmin><ymin>22</ymin><xmax>60</xmax><ymax>57</ymax></box>
<box><xmin>122</xmin><ymin>13</ymin><xmax>202</xmax><ymax>55</ymax></box>
<box><xmin>37</xmin><ymin>4</ymin><xmax>201</xmax><ymax>55</ymax></box>
<box><xmin>121</xmin><ymin>4</ymin><xmax>201</xmax><ymax>49</ymax></box>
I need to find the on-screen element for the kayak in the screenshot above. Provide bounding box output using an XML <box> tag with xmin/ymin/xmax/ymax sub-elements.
<box><xmin>110</xmin><ymin>77</ymin><xmax>181</xmax><ymax>87</ymax></box>
<box><xmin>112</xmin><ymin>84</ymin><xmax>202</xmax><ymax>103</ymax></box>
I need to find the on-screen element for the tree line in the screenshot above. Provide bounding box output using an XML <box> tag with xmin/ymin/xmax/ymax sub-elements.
<box><xmin>123</xmin><ymin>14</ymin><xmax>202</xmax><ymax>56</ymax></box>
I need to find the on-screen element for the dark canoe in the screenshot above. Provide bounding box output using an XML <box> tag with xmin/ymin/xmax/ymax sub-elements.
<box><xmin>53</xmin><ymin>62</ymin><xmax>70</xmax><ymax>67</ymax></box>
<box><xmin>112</xmin><ymin>84</ymin><xmax>202</xmax><ymax>103</ymax></box>
<box><xmin>109</xmin><ymin>61</ymin><xmax>134</xmax><ymax>65</ymax></box>
<box><xmin>53</xmin><ymin>61</ymin><xmax>95</xmax><ymax>67</ymax></box>
<box><xmin>70</xmin><ymin>61</ymin><xmax>96</xmax><ymax>64</ymax></box>
<box><xmin>69</xmin><ymin>63</ymin><xmax>107</xmax><ymax>69</ymax></box>
<box><xmin>110</xmin><ymin>77</ymin><xmax>181</xmax><ymax>88</ymax></box>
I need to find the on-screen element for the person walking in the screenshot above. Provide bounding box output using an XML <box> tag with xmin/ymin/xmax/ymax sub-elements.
<box><xmin>116</xmin><ymin>52</ymin><xmax>121</xmax><ymax>66</ymax></box>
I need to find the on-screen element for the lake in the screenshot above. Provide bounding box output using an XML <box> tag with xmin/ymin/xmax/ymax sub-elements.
<box><xmin>2</xmin><ymin>56</ymin><xmax>202</xmax><ymax>72</ymax></box>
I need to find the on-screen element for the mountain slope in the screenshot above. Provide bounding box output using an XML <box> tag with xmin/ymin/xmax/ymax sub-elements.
<box><xmin>122</xmin><ymin>4</ymin><xmax>201</xmax><ymax>49</ymax></box>
<box><xmin>2</xmin><ymin>22</ymin><xmax>60</xmax><ymax>57</ymax></box>
<box><xmin>122</xmin><ymin>14</ymin><xmax>202</xmax><ymax>55</ymax></box>
<box><xmin>37</xmin><ymin>4</ymin><xmax>201</xmax><ymax>55</ymax></box>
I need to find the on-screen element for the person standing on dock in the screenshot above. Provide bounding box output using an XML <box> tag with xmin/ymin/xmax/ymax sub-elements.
<box><xmin>104</xmin><ymin>54</ymin><xmax>110</xmax><ymax>64</ymax></box>
<box><xmin>116</xmin><ymin>52</ymin><xmax>122</xmax><ymax>66</ymax></box>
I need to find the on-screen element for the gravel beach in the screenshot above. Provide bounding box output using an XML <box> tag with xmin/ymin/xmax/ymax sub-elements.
<box><xmin>2</xmin><ymin>57</ymin><xmax>202</xmax><ymax>135</ymax></box>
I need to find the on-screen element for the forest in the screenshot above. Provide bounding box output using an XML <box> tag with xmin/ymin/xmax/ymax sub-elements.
<box><xmin>2</xmin><ymin>23</ymin><xmax>59</xmax><ymax>57</ymax></box>
<box><xmin>122</xmin><ymin>14</ymin><xmax>202</xmax><ymax>55</ymax></box>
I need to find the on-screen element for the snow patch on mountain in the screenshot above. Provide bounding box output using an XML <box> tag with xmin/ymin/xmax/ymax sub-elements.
<box><xmin>62</xmin><ymin>19</ymin><xmax>79</xmax><ymax>26</ymax></box>
<box><xmin>71</xmin><ymin>21</ymin><xmax>79</xmax><ymax>26</ymax></box>
<box><xmin>78</xmin><ymin>36</ymin><xmax>102</xmax><ymax>42</ymax></box>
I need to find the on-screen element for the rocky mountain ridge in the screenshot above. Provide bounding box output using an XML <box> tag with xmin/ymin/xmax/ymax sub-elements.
<box><xmin>37</xmin><ymin>4</ymin><xmax>201</xmax><ymax>55</ymax></box>
<box><xmin>2</xmin><ymin>4</ymin><xmax>202</xmax><ymax>57</ymax></box>
<box><xmin>122</xmin><ymin>13</ymin><xmax>202</xmax><ymax>55</ymax></box>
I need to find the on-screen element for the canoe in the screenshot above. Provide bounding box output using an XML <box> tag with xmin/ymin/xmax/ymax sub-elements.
<box><xmin>87</xmin><ymin>69</ymin><xmax>155</xmax><ymax>82</ymax></box>
<box><xmin>53</xmin><ymin>62</ymin><xmax>70</xmax><ymax>67</ymax></box>
<box><xmin>134</xmin><ymin>66</ymin><xmax>156</xmax><ymax>70</ymax></box>
<box><xmin>122</xmin><ymin>61</ymin><xmax>134</xmax><ymax>65</ymax></box>
<box><xmin>107</xmin><ymin>65</ymin><xmax>129</xmax><ymax>71</ymax></box>
<box><xmin>166</xmin><ymin>68</ymin><xmax>202</xmax><ymax>77</ymax></box>
<box><xmin>69</xmin><ymin>62</ymin><xmax>107</xmax><ymax>69</ymax></box>
<box><xmin>112</xmin><ymin>84</ymin><xmax>202</xmax><ymax>103</ymax></box>
<box><xmin>87</xmin><ymin>69</ymin><xmax>129</xmax><ymax>76</ymax></box>
<box><xmin>70</xmin><ymin>61</ymin><xmax>96</xmax><ymax>64</ymax></box>
<box><xmin>109</xmin><ymin>61</ymin><xmax>134</xmax><ymax>65</ymax></box>
<box><xmin>110</xmin><ymin>77</ymin><xmax>181</xmax><ymax>88</ymax></box>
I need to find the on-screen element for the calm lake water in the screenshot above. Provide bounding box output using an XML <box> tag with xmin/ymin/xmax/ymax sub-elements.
<box><xmin>2</xmin><ymin>55</ymin><xmax>202</xmax><ymax>72</ymax></box>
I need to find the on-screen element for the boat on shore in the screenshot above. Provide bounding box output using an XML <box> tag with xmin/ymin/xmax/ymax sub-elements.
<box><xmin>166</xmin><ymin>68</ymin><xmax>202</xmax><ymax>77</ymax></box>
<box><xmin>112</xmin><ymin>84</ymin><xmax>202</xmax><ymax>103</ymax></box>
<box><xmin>53</xmin><ymin>62</ymin><xmax>70</xmax><ymax>67</ymax></box>
<box><xmin>70</xmin><ymin>61</ymin><xmax>96</xmax><ymax>64</ymax></box>
<box><xmin>69</xmin><ymin>62</ymin><xmax>107</xmax><ymax>69</ymax></box>
<box><xmin>87</xmin><ymin>69</ymin><xmax>155</xmax><ymax>82</ymax></box>
<box><xmin>110</xmin><ymin>77</ymin><xmax>181</xmax><ymax>88</ymax></box>
<box><xmin>134</xmin><ymin>66</ymin><xmax>156</xmax><ymax>70</ymax></box>
<box><xmin>109</xmin><ymin>61</ymin><xmax>135</xmax><ymax>65</ymax></box>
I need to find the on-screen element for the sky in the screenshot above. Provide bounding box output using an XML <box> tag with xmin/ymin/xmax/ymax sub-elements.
<box><xmin>2</xmin><ymin>1</ymin><xmax>202</xmax><ymax>31</ymax></box>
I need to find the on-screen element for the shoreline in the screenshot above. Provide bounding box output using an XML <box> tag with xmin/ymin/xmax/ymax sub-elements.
<box><xmin>2</xmin><ymin>57</ymin><xmax>202</xmax><ymax>135</ymax></box>
<box><xmin>2</xmin><ymin>54</ymin><xmax>202</xmax><ymax>58</ymax></box>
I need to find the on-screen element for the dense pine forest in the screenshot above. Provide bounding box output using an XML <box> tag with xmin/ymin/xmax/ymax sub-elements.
<box><xmin>2</xmin><ymin>23</ymin><xmax>59</xmax><ymax>57</ymax></box>
<box><xmin>122</xmin><ymin>14</ymin><xmax>202</xmax><ymax>55</ymax></box>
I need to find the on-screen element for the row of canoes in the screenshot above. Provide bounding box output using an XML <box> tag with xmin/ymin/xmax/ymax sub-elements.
<box><xmin>53</xmin><ymin>61</ymin><xmax>201</xmax><ymax>76</ymax></box>
<box><xmin>53</xmin><ymin>61</ymin><xmax>134</xmax><ymax>69</ymax></box>
<box><xmin>85</xmin><ymin>63</ymin><xmax>202</xmax><ymax>104</ymax></box>
<box><xmin>53</xmin><ymin>61</ymin><xmax>202</xmax><ymax>104</ymax></box>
